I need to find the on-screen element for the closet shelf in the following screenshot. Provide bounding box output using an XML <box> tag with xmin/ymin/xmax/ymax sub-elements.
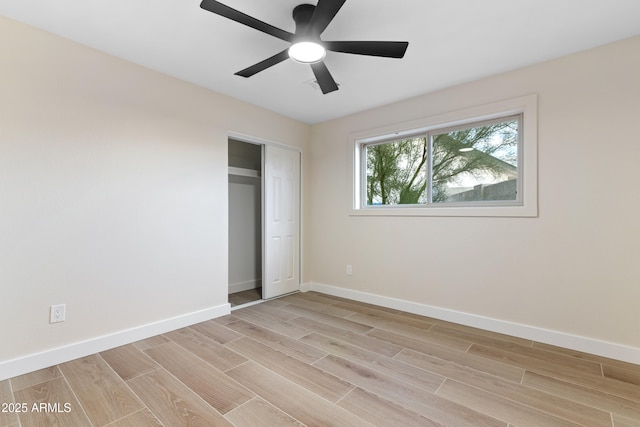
<box><xmin>228</xmin><ymin>166</ymin><xmax>260</xmax><ymax>178</ymax></box>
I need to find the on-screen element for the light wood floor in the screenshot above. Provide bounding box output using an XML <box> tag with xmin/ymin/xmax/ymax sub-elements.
<box><xmin>2</xmin><ymin>292</ymin><xmax>639</xmax><ymax>427</ymax></box>
<box><xmin>229</xmin><ymin>288</ymin><xmax>262</xmax><ymax>307</ymax></box>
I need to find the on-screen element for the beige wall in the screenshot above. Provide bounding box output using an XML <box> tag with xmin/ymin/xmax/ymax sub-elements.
<box><xmin>0</xmin><ymin>16</ymin><xmax>309</xmax><ymax>364</ymax></box>
<box><xmin>308</xmin><ymin>35</ymin><xmax>640</xmax><ymax>349</ymax></box>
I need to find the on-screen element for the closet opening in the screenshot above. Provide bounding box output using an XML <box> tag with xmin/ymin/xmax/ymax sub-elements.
<box><xmin>228</xmin><ymin>139</ymin><xmax>263</xmax><ymax>307</ymax></box>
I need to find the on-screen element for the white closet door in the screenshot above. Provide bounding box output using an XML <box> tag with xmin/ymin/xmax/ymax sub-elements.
<box><xmin>263</xmin><ymin>145</ymin><xmax>300</xmax><ymax>299</ymax></box>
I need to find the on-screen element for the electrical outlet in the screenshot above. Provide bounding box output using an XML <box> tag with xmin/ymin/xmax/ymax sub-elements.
<box><xmin>50</xmin><ymin>304</ymin><xmax>66</xmax><ymax>323</ymax></box>
<box><xmin>346</xmin><ymin>265</ymin><xmax>353</xmax><ymax>276</ymax></box>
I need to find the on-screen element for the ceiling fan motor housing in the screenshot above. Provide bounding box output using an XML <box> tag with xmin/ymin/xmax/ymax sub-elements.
<box><xmin>292</xmin><ymin>4</ymin><xmax>318</xmax><ymax>41</ymax></box>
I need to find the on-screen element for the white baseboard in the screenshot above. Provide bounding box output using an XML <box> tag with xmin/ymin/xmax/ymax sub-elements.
<box><xmin>304</xmin><ymin>282</ymin><xmax>640</xmax><ymax>365</ymax></box>
<box><xmin>0</xmin><ymin>303</ymin><xmax>230</xmax><ymax>381</ymax></box>
<box><xmin>229</xmin><ymin>280</ymin><xmax>261</xmax><ymax>294</ymax></box>
<box><xmin>299</xmin><ymin>282</ymin><xmax>313</xmax><ymax>292</ymax></box>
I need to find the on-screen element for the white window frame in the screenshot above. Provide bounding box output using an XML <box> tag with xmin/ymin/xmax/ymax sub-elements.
<box><xmin>351</xmin><ymin>94</ymin><xmax>538</xmax><ymax>217</ymax></box>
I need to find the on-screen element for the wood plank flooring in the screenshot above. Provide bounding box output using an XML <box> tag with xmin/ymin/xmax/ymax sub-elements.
<box><xmin>2</xmin><ymin>292</ymin><xmax>640</xmax><ymax>426</ymax></box>
<box><xmin>229</xmin><ymin>288</ymin><xmax>262</xmax><ymax>307</ymax></box>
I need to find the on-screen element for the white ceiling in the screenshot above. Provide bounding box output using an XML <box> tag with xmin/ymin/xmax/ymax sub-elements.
<box><xmin>2</xmin><ymin>0</ymin><xmax>640</xmax><ymax>124</ymax></box>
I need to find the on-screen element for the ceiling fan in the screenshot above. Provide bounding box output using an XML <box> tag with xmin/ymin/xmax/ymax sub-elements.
<box><xmin>199</xmin><ymin>0</ymin><xmax>409</xmax><ymax>94</ymax></box>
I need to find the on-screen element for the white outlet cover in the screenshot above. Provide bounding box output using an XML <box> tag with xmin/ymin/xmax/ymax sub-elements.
<box><xmin>50</xmin><ymin>304</ymin><xmax>66</xmax><ymax>323</ymax></box>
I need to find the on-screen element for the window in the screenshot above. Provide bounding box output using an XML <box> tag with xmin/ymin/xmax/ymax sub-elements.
<box><xmin>353</xmin><ymin>95</ymin><xmax>537</xmax><ymax>217</ymax></box>
<box><xmin>365</xmin><ymin>136</ymin><xmax>429</xmax><ymax>206</ymax></box>
<box><xmin>430</xmin><ymin>117</ymin><xmax>519</xmax><ymax>204</ymax></box>
<box><xmin>363</xmin><ymin>115</ymin><xmax>521</xmax><ymax>207</ymax></box>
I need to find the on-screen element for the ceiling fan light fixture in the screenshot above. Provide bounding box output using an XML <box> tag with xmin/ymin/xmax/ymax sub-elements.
<box><xmin>288</xmin><ymin>41</ymin><xmax>326</xmax><ymax>64</ymax></box>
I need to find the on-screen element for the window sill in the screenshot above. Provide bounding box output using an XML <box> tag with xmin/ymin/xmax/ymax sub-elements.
<box><xmin>351</xmin><ymin>204</ymin><xmax>537</xmax><ymax>218</ymax></box>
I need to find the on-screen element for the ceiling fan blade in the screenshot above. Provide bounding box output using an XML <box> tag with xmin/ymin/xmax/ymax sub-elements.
<box><xmin>308</xmin><ymin>0</ymin><xmax>346</xmax><ymax>35</ymax></box>
<box><xmin>235</xmin><ymin>50</ymin><xmax>290</xmax><ymax>78</ymax></box>
<box><xmin>325</xmin><ymin>41</ymin><xmax>409</xmax><ymax>58</ymax></box>
<box><xmin>310</xmin><ymin>61</ymin><xmax>339</xmax><ymax>94</ymax></box>
<box><xmin>200</xmin><ymin>0</ymin><xmax>294</xmax><ymax>42</ymax></box>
